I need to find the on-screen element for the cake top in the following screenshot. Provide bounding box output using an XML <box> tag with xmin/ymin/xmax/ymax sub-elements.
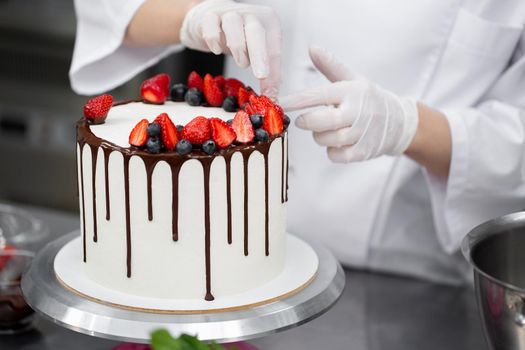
<box><xmin>81</xmin><ymin>72</ymin><xmax>290</xmax><ymax>156</ymax></box>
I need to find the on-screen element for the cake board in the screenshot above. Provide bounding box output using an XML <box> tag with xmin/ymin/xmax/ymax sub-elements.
<box><xmin>22</xmin><ymin>231</ymin><xmax>345</xmax><ymax>344</ymax></box>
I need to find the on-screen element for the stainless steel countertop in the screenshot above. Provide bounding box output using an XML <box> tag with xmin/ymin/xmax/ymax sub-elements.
<box><xmin>0</xmin><ymin>204</ymin><xmax>488</xmax><ymax>350</ymax></box>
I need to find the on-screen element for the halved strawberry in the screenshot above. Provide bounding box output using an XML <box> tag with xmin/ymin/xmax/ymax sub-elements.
<box><xmin>210</xmin><ymin>118</ymin><xmax>236</xmax><ymax>149</ymax></box>
<box><xmin>243</xmin><ymin>103</ymin><xmax>256</xmax><ymax>115</ymax></box>
<box><xmin>83</xmin><ymin>94</ymin><xmax>113</xmax><ymax>124</ymax></box>
<box><xmin>224</xmin><ymin>78</ymin><xmax>245</xmax><ymax>98</ymax></box>
<box><xmin>154</xmin><ymin>113</ymin><xmax>179</xmax><ymax>151</ymax></box>
<box><xmin>249</xmin><ymin>94</ymin><xmax>275</xmax><ymax>116</ymax></box>
<box><xmin>182</xmin><ymin>116</ymin><xmax>211</xmax><ymax>145</ymax></box>
<box><xmin>141</xmin><ymin>73</ymin><xmax>170</xmax><ymax>104</ymax></box>
<box><xmin>129</xmin><ymin>119</ymin><xmax>149</xmax><ymax>147</ymax></box>
<box><xmin>203</xmin><ymin>74</ymin><xmax>225</xmax><ymax>107</ymax></box>
<box><xmin>0</xmin><ymin>244</ymin><xmax>15</xmax><ymax>271</ymax></box>
<box><xmin>237</xmin><ymin>87</ymin><xmax>252</xmax><ymax>107</ymax></box>
<box><xmin>232</xmin><ymin>110</ymin><xmax>254</xmax><ymax>143</ymax></box>
<box><xmin>262</xmin><ymin>106</ymin><xmax>284</xmax><ymax>136</ymax></box>
<box><xmin>188</xmin><ymin>71</ymin><xmax>204</xmax><ymax>91</ymax></box>
<box><xmin>214</xmin><ymin>75</ymin><xmax>226</xmax><ymax>90</ymax></box>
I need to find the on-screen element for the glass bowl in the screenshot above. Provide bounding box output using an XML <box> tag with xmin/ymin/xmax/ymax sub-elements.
<box><xmin>0</xmin><ymin>204</ymin><xmax>49</xmax><ymax>252</ymax></box>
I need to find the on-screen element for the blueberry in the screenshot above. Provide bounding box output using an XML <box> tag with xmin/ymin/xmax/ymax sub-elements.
<box><xmin>185</xmin><ymin>88</ymin><xmax>204</xmax><ymax>106</ymax></box>
<box><xmin>171</xmin><ymin>83</ymin><xmax>188</xmax><ymax>102</ymax></box>
<box><xmin>176</xmin><ymin>139</ymin><xmax>192</xmax><ymax>155</ymax></box>
<box><xmin>146</xmin><ymin>137</ymin><xmax>162</xmax><ymax>153</ymax></box>
<box><xmin>202</xmin><ymin>140</ymin><xmax>217</xmax><ymax>155</ymax></box>
<box><xmin>222</xmin><ymin>96</ymin><xmax>238</xmax><ymax>112</ymax></box>
<box><xmin>250</xmin><ymin>114</ymin><xmax>263</xmax><ymax>129</ymax></box>
<box><xmin>283</xmin><ymin>114</ymin><xmax>290</xmax><ymax>127</ymax></box>
<box><xmin>255</xmin><ymin>128</ymin><xmax>269</xmax><ymax>142</ymax></box>
<box><xmin>147</xmin><ymin>122</ymin><xmax>161</xmax><ymax>137</ymax></box>
<box><xmin>176</xmin><ymin>124</ymin><xmax>184</xmax><ymax>133</ymax></box>
<box><xmin>226</xmin><ymin>119</ymin><xmax>233</xmax><ymax>126</ymax></box>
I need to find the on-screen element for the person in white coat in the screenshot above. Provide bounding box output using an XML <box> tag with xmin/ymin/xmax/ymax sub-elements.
<box><xmin>70</xmin><ymin>0</ymin><xmax>525</xmax><ymax>285</ymax></box>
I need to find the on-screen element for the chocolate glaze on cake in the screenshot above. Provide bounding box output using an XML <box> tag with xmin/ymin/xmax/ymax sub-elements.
<box><xmin>77</xmin><ymin>101</ymin><xmax>288</xmax><ymax>300</ymax></box>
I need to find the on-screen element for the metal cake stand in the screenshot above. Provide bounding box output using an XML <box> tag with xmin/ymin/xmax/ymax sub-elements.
<box><xmin>21</xmin><ymin>231</ymin><xmax>345</xmax><ymax>344</ymax></box>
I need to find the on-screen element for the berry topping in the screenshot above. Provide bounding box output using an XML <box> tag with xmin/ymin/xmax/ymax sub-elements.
<box><xmin>185</xmin><ymin>88</ymin><xmax>205</xmax><ymax>106</ymax></box>
<box><xmin>176</xmin><ymin>124</ymin><xmax>184</xmax><ymax>133</ymax></box>
<box><xmin>187</xmin><ymin>71</ymin><xmax>204</xmax><ymax>91</ymax></box>
<box><xmin>83</xmin><ymin>94</ymin><xmax>113</xmax><ymax>124</ymax></box>
<box><xmin>226</xmin><ymin>119</ymin><xmax>233</xmax><ymax>126</ymax></box>
<box><xmin>224</xmin><ymin>78</ymin><xmax>245</xmax><ymax>98</ymax></box>
<box><xmin>255</xmin><ymin>128</ymin><xmax>270</xmax><ymax>142</ymax></box>
<box><xmin>176</xmin><ymin>139</ymin><xmax>193</xmax><ymax>155</ymax></box>
<box><xmin>262</xmin><ymin>106</ymin><xmax>284</xmax><ymax>136</ymax></box>
<box><xmin>214</xmin><ymin>75</ymin><xmax>226</xmax><ymax>90</ymax></box>
<box><xmin>232</xmin><ymin>110</ymin><xmax>255</xmax><ymax>144</ymax></box>
<box><xmin>222</xmin><ymin>96</ymin><xmax>238</xmax><ymax>112</ymax></box>
<box><xmin>154</xmin><ymin>113</ymin><xmax>179</xmax><ymax>151</ymax></box>
<box><xmin>210</xmin><ymin>118</ymin><xmax>236</xmax><ymax>149</ymax></box>
<box><xmin>182</xmin><ymin>116</ymin><xmax>211</xmax><ymax>145</ymax></box>
<box><xmin>249</xmin><ymin>113</ymin><xmax>263</xmax><ymax>129</ymax></box>
<box><xmin>129</xmin><ymin>119</ymin><xmax>149</xmax><ymax>147</ymax></box>
<box><xmin>202</xmin><ymin>140</ymin><xmax>217</xmax><ymax>155</ymax></box>
<box><xmin>243</xmin><ymin>102</ymin><xmax>256</xmax><ymax>115</ymax></box>
<box><xmin>283</xmin><ymin>114</ymin><xmax>291</xmax><ymax>127</ymax></box>
<box><xmin>141</xmin><ymin>73</ymin><xmax>170</xmax><ymax>104</ymax></box>
<box><xmin>146</xmin><ymin>137</ymin><xmax>162</xmax><ymax>154</ymax></box>
<box><xmin>170</xmin><ymin>83</ymin><xmax>188</xmax><ymax>102</ymax></box>
<box><xmin>147</xmin><ymin>122</ymin><xmax>161</xmax><ymax>137</ymax></box>
<box><xmin>237</xmin><ymin>86</ymin><xmax>253</xmax><ymax>107</ymax></box>
<box><xmin>203</xmin><ymin>73</ymin><xmax>225</xmax><ymax>107</ymax></box>
<box><xmin>249</xmin><ymin>95</ymin><xmax>274</xmax><ymax>116</ymax></box>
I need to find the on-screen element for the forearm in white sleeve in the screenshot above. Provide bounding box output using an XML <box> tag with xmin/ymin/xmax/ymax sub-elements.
<box><xmin>69</xmin><ymin>0</ymin><xmax>183</xmax><ymax>95</ymax></box>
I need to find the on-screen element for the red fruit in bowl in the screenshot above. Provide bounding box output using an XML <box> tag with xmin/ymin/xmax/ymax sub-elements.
<box><xmin>203</xmin><ymin>74</ymin><xmax>225</xmax><ymax>107</ymax></box>
<box><xmin>83</xmin><ymin>94</ymin><xmax>113</xmax><ymax>124</ymax></box>
<box><xmin>262</xmin><ymin>106</ymin><xmax>283</xmax><ymax>136</ymax></box>
<box><xmin>232</xmin><ymin>110</ymin><xmax>254</xmax><ymax>143</ymax></box>
<box><xmin>0</xmin><ymin>245</ymin><xmax>15</xmax><ymax>271</ymax></box>
<box><xmin>187</xmin><ymin>71</ymin><xmax>204</xmax><ymax>91</ymax></box>
<box><xmin>141</xmin><ymin>73</ymin><xmax>170</xmax><ymax>104</ymax></box>
<box><xmin>210</xmin><ymin>118</ymin><xmax>236</xmax><ymax>149</ymax></box>
<box><xmin>129</xmin><ymin>119</ymin><xmax>149</xmax><ymax>147</ymax></box>
<box><xmin>154</xmin><ymin>113</ymin><xmax>179</xmax><ymax>151</ymax></box>
<box><xmin>182</xmin><ymin>116</ymin><xmax>211</xmax><ymax>145</ymax></box>
<box><xmin>224</xmin><ymin>78</ymin><xmax>245</xmax><ymax>98</ymax></box>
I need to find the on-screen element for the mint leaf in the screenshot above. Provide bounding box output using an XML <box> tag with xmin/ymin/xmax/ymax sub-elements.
<box><xmin>209</xmin><ymin>341</ymin><xmax>226</xmax><ymax>350</ymax></box>
<box><xmin>179</xmin><ymin>334</ymin><xmax>209</xmax><ymax>350</ymax></box>
<box><xmin>151</xmin><ymin>329</ymin><xmax>184</xmax><ymax>350</ymax></box>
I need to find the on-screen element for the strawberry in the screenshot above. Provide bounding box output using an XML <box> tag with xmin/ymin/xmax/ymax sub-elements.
<box><xmin>214</xmin><ymin>75</ymin><xmax>226</xmax><ymax>90</ymax></box>
<box><xmin>154</xmin><ymin>113</ymin><xmax>179</xmax><ymax>151</ymax></box>
<box><xmin>203</xmin><ymin>74</ymin><xmax>225</xmax><ymax>107</ymax></box>
<box><xmin>187</xmin><ymin>71</ymin><xmax>204</xmax><ymax>91</ymax></box>
<box><xmin>210</xmin><ymin>118</ymin><xmax>236</xmax><ymax>149</ymax></box>
<box><xmin>249</xmin><ymin>95</ymin><xmax>275</xmax><ymax>116</ymax></box>
<box><xmin>237</xmin><ymin>87</ymin><xmax>252</xmax><ymax>107</ymax></box>
<box><xmin>243</xmin><ymin>102</ymin><xmax>256</xmax><ymax>115</ymax></box>
<box><xmin>182</xmin><ymin>116</ymin><xmax>211</xmax><ymax>144</ymax></box>
<box><xmin>224</xmin><ymin>78</ymin><xmax>245</xmax><ymax>98</ymax></box>
<box><xmin>232</xmin><ymin>110</ymin><xmax>254</xmax><ymax>143</ymax></box>
<box><xmin>83</xmin><ymin>94</ymin><xmax>113</xmax><ymax>124</ymax></box>
<box><xmin>141</xmin><ymin>73</ymin><xmax>170</xmax><ymax>104</ymax></box>
<box><xmin>129</xmin><ymin>119</ymin><xmax>149</xmax><ymax>147</ymax></box>
<box><xmin>262</xmin><ymin>106</ymin><xmax>284</xmax><ymax>136</ymax></box>
<box><xmin>0</xmin><ymin>244</ymin><xmax>15</xmax><ymax>271</ymax></box>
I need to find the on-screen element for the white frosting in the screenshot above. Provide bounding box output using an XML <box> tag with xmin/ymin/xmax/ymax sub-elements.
<box><xmin>91</xmin><ymin>102</ymin><xmax>236</xmax><ymax>147</ymax></box>
<box><xmin>78</xmin><ymin>102</ymin><xmax>288</xmax><ymax>300</ymax></box>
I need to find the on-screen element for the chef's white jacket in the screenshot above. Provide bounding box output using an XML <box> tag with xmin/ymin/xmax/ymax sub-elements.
<box><xmin>70</xmin><ymin>0</ymin><xmax>525</xmax><ymax>285</ymax></box>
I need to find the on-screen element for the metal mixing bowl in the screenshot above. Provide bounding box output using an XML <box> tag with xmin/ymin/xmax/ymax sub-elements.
<box><xmin>462</xmin><ymin>211</ymin><xmax>525</xmax><ymax>350</ymax></box>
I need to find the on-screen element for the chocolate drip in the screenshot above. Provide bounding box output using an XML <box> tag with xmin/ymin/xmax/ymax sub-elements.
<box><xmin>90</xmin><ymin>145</ymin><xmax>99</xmax><ymax>242</ymax></box>
<box><xmin>170</xmin><ymin>164</ymin><xmax>181</xmax><ymax>241</ymax></box>
<box><xmin>76</xmin><ymin>116</ymin><xmax>287</xmax><ymax>300</ymax></box>
<box><xmin>263</xmin><ymin>151</ymin><xmax>269</xmax><ymax>256</ymax></box>
<box><xmin>103</xmin><ymin>148</ymin><xmax>112</xmax><ymax>220</ymax></box>
<box><xmin>79</xmin><ymin>145</ymin><xmax>86</xmax><ymax>263</ymax></box>
<box><xmin>123</xmin><ymin>156</ymin><xmax>132</xmax><ymax>278</ymax></box>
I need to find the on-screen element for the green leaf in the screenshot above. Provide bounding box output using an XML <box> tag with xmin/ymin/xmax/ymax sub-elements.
<box><xmin>151</xmin><ymin>329</ymin><xmax>184</xmax><ymax>350</ymax></box>
<box><xmin>179</xmin><ymin>334</ymin><xmax>209</xmax><ymax>350</ymax></box>
<box><xmin>209</xmin><ymin>341</ymin><xmax>226</xmax><ymax>350</ymax></box>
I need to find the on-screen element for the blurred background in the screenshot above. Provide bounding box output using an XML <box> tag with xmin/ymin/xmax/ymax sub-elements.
<box><xmin>0</xmin><ymin>0</ymin><xmax>223</xmax><ymax>213</ymax></box>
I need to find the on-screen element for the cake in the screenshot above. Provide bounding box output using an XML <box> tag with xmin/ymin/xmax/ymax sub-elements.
<box><xmin>76</xmin><ymin>72</ymin><xmax>289</xmax><ymax>301</ymax></box>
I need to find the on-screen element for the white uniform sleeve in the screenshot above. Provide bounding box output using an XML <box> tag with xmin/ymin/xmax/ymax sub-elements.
<box><xmin>69</xmin><ymin>0</ymin><xmax>183</xmax><ymax>95</ymax></box>
<box><xmin>426</xmin><ymin>32</ymin><xmax>525</xmax><ymax>253</ymax></box>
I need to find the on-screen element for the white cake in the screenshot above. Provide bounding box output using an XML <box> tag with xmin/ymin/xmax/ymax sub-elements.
<box><xmin>76</xmin><ymin>101</ymin><xmax>288</xmax><ymax>300</ymax></box>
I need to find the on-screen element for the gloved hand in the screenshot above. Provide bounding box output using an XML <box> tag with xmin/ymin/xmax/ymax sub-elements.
<box><xmin>180</xmin><ymin>0</ymin><xmax>281</xmax><ymax>98</ymax></box>
<box><xmin>279</xmin><ymin>46</ymin><xmax>419</xmax><ymax>163</ymax></box>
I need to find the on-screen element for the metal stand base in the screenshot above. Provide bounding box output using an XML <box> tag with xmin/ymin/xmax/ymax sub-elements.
<box><xmin>22</xmin><ymin>231</ymin><xmax>345</xmax><ymax>344</ymax></box>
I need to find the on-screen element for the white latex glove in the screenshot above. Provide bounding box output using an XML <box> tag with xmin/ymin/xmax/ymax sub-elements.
<box><xmin>279</xmin><ymin>46</ymin><xmax>419</xmax><ymax>163</ymax></box>
<box><xmin>180</xmin><ymin>0</ymin><xmax>281</xmax><ymax>98</ymax></box>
